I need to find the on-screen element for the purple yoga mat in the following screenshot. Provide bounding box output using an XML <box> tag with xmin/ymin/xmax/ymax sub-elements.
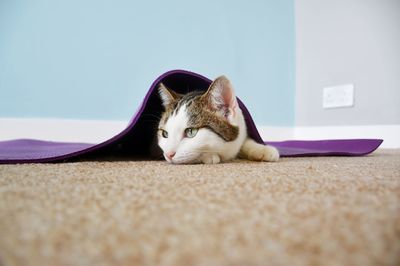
<box><xmin>0</xmin><ymin>70</ymin><xmax>383</xmax><ymax>164</ymax></box>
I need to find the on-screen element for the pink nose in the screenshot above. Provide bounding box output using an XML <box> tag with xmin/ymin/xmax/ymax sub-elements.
<box><xmin>165</xmin><ymin>151</ymin><xmax>176</xmax><ymax>160</ymax></box>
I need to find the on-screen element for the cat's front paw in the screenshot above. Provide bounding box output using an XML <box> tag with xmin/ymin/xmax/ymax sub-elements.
<box><xmin>201</xmin><ymin>154</ymin><xmax>221</xmax><ymax>164</ymax></box>
<box><xmin>248</xmin><ymin>145</ymin><xmax>279</xmax><ymax>162</ymax></box>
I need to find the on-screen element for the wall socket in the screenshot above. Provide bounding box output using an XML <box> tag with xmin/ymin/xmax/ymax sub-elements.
<box><xmin>323</xmin><ymin>84</ymin><xmax>354</xmax><ymax>109</ymax></box>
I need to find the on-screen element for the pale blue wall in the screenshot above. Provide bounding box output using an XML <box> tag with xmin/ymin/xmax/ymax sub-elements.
<box><xmin>0</xmin><ymin>0</ymin><xmax>294</xmax><ymax>126</ymax></box>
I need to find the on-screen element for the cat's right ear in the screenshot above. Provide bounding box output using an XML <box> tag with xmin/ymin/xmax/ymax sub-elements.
<box><xmin>158</xmin><ymin>83</ymin><xmax>179</xmax><ymax>107</ymax></box>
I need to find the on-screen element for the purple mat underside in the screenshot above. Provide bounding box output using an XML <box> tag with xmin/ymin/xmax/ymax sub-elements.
<box><xmin>0</xmin><ymin>70</ymin><xmax>383</xmax><ymax>164</ymax></box>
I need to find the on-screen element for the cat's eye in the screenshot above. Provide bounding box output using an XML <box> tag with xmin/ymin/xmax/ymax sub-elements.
<box><xmin>160</xmin><ymin>129</ymin><xmax>168</xmax><ymax>138</ymax></box>
<box><xmin>184</xmin><ymin>127</ymin><xmax>198</xmax><ymax>138</ymax></box>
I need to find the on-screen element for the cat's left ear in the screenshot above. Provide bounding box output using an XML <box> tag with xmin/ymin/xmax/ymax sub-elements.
<box><xmin>203</xmin><ymin>75</ymin><xmax>238</xmax><ymax>117</ymax></box>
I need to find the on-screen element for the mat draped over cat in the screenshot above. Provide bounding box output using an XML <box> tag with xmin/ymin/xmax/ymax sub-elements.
<box><xmin>157</xmin><ymin>75</ymin><xmax>279</xmax><ymax>164</ymax></box>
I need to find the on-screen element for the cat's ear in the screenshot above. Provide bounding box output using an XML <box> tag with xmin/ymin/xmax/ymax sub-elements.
<box><xmin>203</xmin><ymin>76</ymin><xmax>238</xmax><ymax>116</ymax></box>
<box><xmin>158</xmin><ymin>83</ymin><xmax>179</xmax><ymax>107</ymax></box>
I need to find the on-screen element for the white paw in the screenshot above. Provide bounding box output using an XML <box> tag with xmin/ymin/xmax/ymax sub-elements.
<box><xmin>248</xmin><ymin>145</ymin><xmax>279</xmax><ymax>162</ymax></box>
<box><xmin>201</xmin><ymin>154</ymin><xmax>221</xmax><ymax>164</ymax></box>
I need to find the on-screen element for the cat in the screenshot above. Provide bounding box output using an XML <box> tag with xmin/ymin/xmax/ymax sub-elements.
<box><xmin>157</xmin><ymin>75</ymin><xmax>279</xmax><ymax>164</ymax></box>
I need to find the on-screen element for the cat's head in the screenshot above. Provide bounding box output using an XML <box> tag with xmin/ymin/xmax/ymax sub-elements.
<box><xmin>157</xmin><ymin>76</ymin><xmax>241</xmax><ymax>164</ymax></box>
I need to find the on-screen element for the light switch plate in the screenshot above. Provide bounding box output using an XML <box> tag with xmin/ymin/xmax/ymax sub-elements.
<box><xmin>323</xmin><ymin>84</ymin><xmax>354</xmax><ymax>109</ymax></box>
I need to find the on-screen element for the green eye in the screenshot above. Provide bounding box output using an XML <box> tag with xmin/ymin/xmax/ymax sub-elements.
<box><xmin>184</xmin><ymin>127</ymin><xmax>198</xmax><ymax>138</ymax></box>
<box><xmin>160</xmin><ymin>129</ymin><xmax>168</xmax><ymax>138</ymax></box>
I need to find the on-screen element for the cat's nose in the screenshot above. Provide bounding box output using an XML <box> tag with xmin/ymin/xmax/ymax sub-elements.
<box><xmin>165</xmin><ymin>151</ymin><xmax>176</xmax><ymax>160</ymax></box>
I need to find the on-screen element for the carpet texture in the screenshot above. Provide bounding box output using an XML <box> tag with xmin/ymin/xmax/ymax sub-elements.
<box><xmin>0</xmin><ymin>150</ymin><xmax>399</xmax><ymax>266</ymax></box>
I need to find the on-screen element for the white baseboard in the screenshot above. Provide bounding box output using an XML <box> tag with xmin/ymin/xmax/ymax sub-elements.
<box><xmin>258</xmin><ymin>125</ymin><xmax>400</xmax><ymax>148</ymax></box>
<box><xmin>0</xmin><ymin>118</ymin><xmax>399</xmax><ymax>148</ymax></box>
<box><xmin>0</xmin><ymin>118</ymin><xmax>128</xmax><ymax>143</ymax></box>
<box><xmin>256</xmin><ymin>126</ymin><xmax>295</xmax><ymax>141</ymax></box>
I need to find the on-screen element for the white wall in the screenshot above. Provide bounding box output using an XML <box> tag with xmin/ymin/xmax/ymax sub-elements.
<box><xmin>295</xmin><ymin>0</ymin><xmax>400</xmax><ymax>126</ymax></box>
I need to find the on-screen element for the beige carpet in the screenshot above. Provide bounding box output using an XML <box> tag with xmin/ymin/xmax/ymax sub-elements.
<box><xmin>0</xmin><ymin>150</ymin><xmax>399</xmax><ymax>266</ymax></box>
